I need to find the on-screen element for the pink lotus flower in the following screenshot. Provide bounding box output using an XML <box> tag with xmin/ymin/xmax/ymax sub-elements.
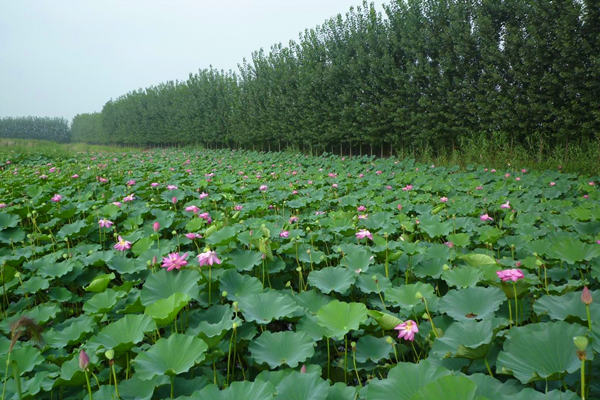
<box><xmin>234</xmin><ymin>205</ymin><xmax>243</xmax><ymax>211</ymax></box>
<box><xmin>521</xmin><ymin>169</ymin><xmax>527</xmax><ymax>173</ymax></box>
<box><xmin>114</xmin><ymin>236</ymin><xmax>131</xmax><ymax>251</ymax></box>
<box><xmin>589</xmin><ymin>181</ymin><xmax>595</xmax><ymax>186</ymax></box>
<box><xmin>476</xmin><ymin>186</ymin><xmax>483</xmax><ymax>190</ymax></box>
<box><xmin>259</xmin><ymin>185</ymin><xmax>268</xmax><ymax>192</ymax></box>
<box><xmin>71</xmin><ymin>174</ymin><xmax>79</xmax><ymax>179</ymax></box>
<box><xmin>397</xmin><ymin>204</ymin><xmax>403</xmax><ymax>211</ymax></box>
<box><xmin>79</xmin><ymin>349</ymin><xmax>89</xmax><ymax>370</ymax></box>
<box><xmin>356</xmin><ymin>229</ymin><xmax>373</xmax><ymax>240</ymax></box>
<box><xmin>402</xmin><ymin>184</ymin><xmax>413</xmax><ymax>191</ymax></box>
<box><xmin>161</xmin><ymin>252</ymin><xmax>189</xmax><ymax>271</ymax></box>
<box><xmin>357</xmin><ymin>205</ymin><xmax>366</xmax><ymax>212</ymax></box>
<box><xmin>98</xmin><ymin>218</ymin><xmax>113</xmax><ymax>228</ymax></box>
<box><xmin>51</xmin><ymin>194</ymin><xmax>62</xmax><ymax>202</ymax></box>
<box><xmin>197</xmin><ymin>250</ymin><xmax>222</xmax><ymax>266</ymax></box>
<box><xmin>491</xmin><ymin>169</ymin><xmax>496</xmax><ymax>173</ymax></box>
<box><xmin>359</xmin><ymin>173</ymin><xmax>364</xmax><ymax>178</ymax></box>
<box><xmin>185</xmin><ymin>205</ymin><xmax>200</xmax><ymax>214</ymax></box>
<box><xmin>98</xmin><ymin>177</ymin><xmax>108</xmax><ymax>183</ymax></box>
<box><xmin>500</xmin><ymin>201</ymin><xmax>510</xmax><ymax>210</ymax></box>
<box><xmin>112</xmin><ymin>201</ymin><xmax>122</xmax><ymax>207</ymax></box>
<box><xmin>550</xmin><ymin>182</ymin><xmax>556</xmax><ymax>186</ymax></box>
<box><xmin>127</xmin><ymin>179</ymin><xmax>136</xmax><ymax>186</ymax></box>
<box><xmin>289</xmin><ymin>216</ymin><xmax>299</xmax><ymax>223</ymax></box>
<box><xmin>198</xmin><ymin>212</ymin><xmax>212</xmax><ymax>223</ymax></box>
<box><xmin>199</xmin><ymin>192</ymin><xmax>209</xmax><ymax>199</ymax></box>
<box><xmin>358</xmin><ymin>214</ymin><xmax>368</xmax><ymax>220</ymax></box>
<box><xmin>332</xmin><ymin>183</ymin><xmax>338</xmax><ymax>189</ymax></box>
<box><xmin>40</xmin><ymin>174</ymin><xmax>48</xmax><ymax>180</ymax></box>
<box><xmin>440</xmin><ymin>197</ymin><xmax>448</xmax><ymax>203</ymax></box>
<box><xmin>444</xmin><ymin>241</ymin><xmax>454</xmax><ymax>248</ymax></box>
<box><xmin>123</xmin><ymin>194</ymin><xmax>135</xmax><ymax>202</ymax></box>
<box><xmin>581</xmin><ymin>286</ymin><xmax>592</xmax><ymax>305</ymax></box>
<box><xmin>0</xmin><ymin>203</ymin><xmax>6</xmax><ymax>208</ymax></box>
<box><xmin>279</xmin><ymin>230</ymin><xmax>289</xmax><ymax>238</ymax></box>
<box><xmin>151</xmin><ymin>182</ymin><xmax>159</xmax><ymax>188</ymax></box>
<box><xmin>171</xmin><ymin>197</ymin><xmax>178</xmax><ymax>204</ymax></box>
<box><xmin>49</xmin><ymin>167</ymin><xmax>56</xmax><ymax>173</ymax></box>
<box><xmin>167</xmin><ymin>185</ymin><xmax>178</xmax><ymax>190</ymax></box>
<box><xmin>480</xmin><ymin>214</ymin><xmax>494</xmax><ymax>222</ymax></box>
<box><xmin>394</xmin><ymin>320</ymin><xmax>418</xmax><ymax>341</ymax></box>
<box><xmin>496</xmin><ymin>269</ymin><xmax>524</xmax><ymax>282</ymax></box>
<box><xmin>153</xmin><ymin>222</ymin><xmax>160</xmax><ymax>232</ymax></box>
<box><xmin>376</xmin><ymin>170</ymin><xmax>383</xmax><ymax>175</ymax></box>
<box><xmin>185</xmin><ymin>232</ymin><xmax>202</xmax><ymax>240</ymax></box>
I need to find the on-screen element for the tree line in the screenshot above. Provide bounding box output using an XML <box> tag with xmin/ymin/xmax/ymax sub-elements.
<box><xmin>0</xmin><ymin>117</ymin><xmax>70</xmax><ymax>143</ymax></box>
<box><xmin>67</xmin><ymin>0</ymin><xmax>598</xmax><ymax>155</ymax></box>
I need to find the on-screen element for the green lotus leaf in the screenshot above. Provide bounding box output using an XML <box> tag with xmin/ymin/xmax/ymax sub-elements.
<box><xmin>410</xmin><ymin>375</ymin><xmax>477</xmax><ymax>400</ymax></box>
<box><xmin>275</xmin><ymin>371</ymin><xmax>329</xmax><ymax>400</ymax></box>
<box><xmin>459</xmin><ymin>253</ymin><xmax>496</xmax><ymax>266</ymax></box>
<box><xmin>0</xmin><ymin>212</ymin><xmax>20</xmax><ymax>230</ymax></box>
<box><xmin>0</xmin><ymin>344</ymin><xmax>44</xmax><ymax>375</ymax></box>
<box><xmin>308</xmin><ymin>267</ymin><xmax>356</xmax><ymax>294</ymax></box>
<box><xmin>15</xmin><ymin>276</ymin><xmax>49</xmax><ymax>295</ymax></box>
<box><xmin>211</xmin><ymin>380</ymin><xmax>276</xmax><ymax>400</ymax></box>
<box><xmin>468</xmin><ymin>373</ymin><xmax>579</xmax><ymax>400</ymax></box>
<box><xmin>418</xmin><ymin>216</ymin><xmax>452</xmax><ymax>238</ymax></box>
<box><xmin>496</xmin><ymin>321</ymin><xmax>589</xmax><ymax>383</ymax></box>
<box><xmin>118</xmin><ymin>375</ymin><xmax>168</xmax><ymax>400</ymax></box>
<box><xmin>56</xmin><ymin>219</ymin><xmax>88</xmax><ymax>239</ymax></box>
<box><xmin>385</xmin><ymin>282</ymin><xmax>435</xmax><ymax>309</ymax></box>
<box><xmin>293</xmin><ymin>289</ymin><xmax>332</xmax><ymax>313</ymax></box>
<box><xmin>430</xmin><ymin>320</ymin><xmax>495</xmax><ymax>360</ymax></box>
<box><xmin>144</xmin><ymin>292</ymin><xmax>191</xmax><ymax>326</ymax></box>
<box><xmin>355</xmin><ymin>273</ymin><xmax>392</xmax><ymax>294</ymax></box>
<box><xmin>0</xmin><ymin>227</ymin><xmax>25</xmax><ymax>244</ymax></box>
<box><xmin>140</xmin><ymin>268</ymin><xmax>200</xmax><ymax>306</ymax></box>
<box><xmin>205</xmin><ymin>225</ymin><xmax>240</xmax><ymax>245</ymax></box>
<box><xmin>84</xmin><ymin>272</ymin><xmax>115</xmax><ymax>292</ymax></box>
<box><xmin>226</xmin><ymin>249</ymin><xmax>264</xmax><ymax>271</ymax></box>
<box><xmin>187</xmin><ymin>304</ymin><xmax>235</xmax><ymax>337</ymax></box>
<box><xmin>132</xmin><ymin>236</ymin><xmax>154</xmax><ymax>257</ymax></box>
<box><xmin>439</xmin><ymin>287</ymin><xmax>505</xmax><ymax>321</ymax></box>
<box><xmin>89</xmin><ymin>314</ymin><xmax>157</xmax><ymax>352</ymax></box>
<box><xmin>340</xmin><ymin>245</ymin><xmax>373</xmax><ymax>271</ymax></box>
<box><xmin>37</xmin><ymin>258</ymin><xmax>78</xmax><ymax>279</ymax></box>
<box><xmin>366</xmin><ymin>360</ymin><xmax>451</xmax><ymax>400</ymax></box>
<box><xmin>447</xmin><ymin>233</ymin><xmax>470</xmax><ymax>247</ymax></box>
<box><xmin>442</xmin><ymin>266</ymin><xmax>483</xmax><ymax>288</ymax></box>
<box><xmin>327</xmin><ymin>382</ymin><xmax>356</xmax><ymax>400</ymax></box>
<box><xmin>238</xmin><ymin>290</ymin><xmax>301</xmax><ymax>324</ymax></box>
<box><xmin>83</xmin><ymin>288</ymin><xmax>126</xmax><ymax>314</ymax></box>
<box><xmin>354</xmin><ymin>335</ymin><xmax>393</xmax><ymax>363</ymax></box>
<box><xmin>367</xmin><ymin>310</ymin><xmax>402</xmax><ymax>330</ymax></box>
<box><xmin>316</xmin><ymin>300</ymin><xmax>367</xmax><ymax>340</ymax></box>
<box><xmin>133</xmin><ymin>333</ymin><xmax>208</xmax><ymax>380</ymax></box>
<box><xmin>545</xmin><ymin>232</ymin><xmax>600</xmax><ymax>264</ymax></box>
<box><xmin>219</xmin><ymin>270</ymin><xmax>264</xmax><ymax>301</ymax></box>
<box><xmin>533</xmin><ymin>290</ymin><xmax>600</xmax><ymax>321</ymax></box>
<box><xmin>45</xmin><ymin>315</ymin><xmax>96</xmax><ymax>348</ymax></box>
<box><xmin>249</xmin><ymin>331</ymin><xmax>315</xmax><ymax>368</ymax></box>
<box><xmin>107</xmin><ymin>255</ymin><xmax>147</xmax><ymax>274</ymax></box>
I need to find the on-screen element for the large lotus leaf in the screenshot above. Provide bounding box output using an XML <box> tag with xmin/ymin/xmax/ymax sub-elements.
<box><xmin>439</xmin><ymin>287</ymin><xmax>505</xmax><ymax>321</ymax></box>
<box><xmin>496</xmin><ymin>321</ymin><xmax>588</xmax><ymax>383</ymax></box>
<box><xmin>468</xmin><ymin>373</ymin><xmax>578</xmax><ymax>400</ymax></box>
<box><xmin>0</xmin><ymin>344</ymin><xmax>44</xmax><ymax>375</ymax></box>
<box><xmin>410</xmin><ymin>375</ymin><xmax>478</xmax><ymax>400</ymax></box>
<box><xmin>0</xmin><ymin>212</ymin><xmax>20</xmax><ymax>230</ymax></box>
<box><xmin>385</xmin><ymin>282</ymin><xmax>435</xmax><ymax>309</ymax></box>
<box><xmin>140</xmin><ymin>269</ymin><xmax>200</xmax><ymax>306</ymax></box>
<box><xmin>145</xmin><ymin>292</ymin><xmax>190</xmax><ymax>326</ymax></box>
<box><xmin>15</xmin><ymin>276</ymin><xmax>49</xmax><ymax>295</ymax></box>
<box><xmin>366</xmin><ymin>360</ymin><xmax>451</xmax><ymax>400</ymax></box>
<box><xmin>84</xmin><ymin>272</ymin><xmax>115</xmax><ymax>292</ymax></box>
<box><xmin>308</xmin><ymin>267</ymin><xmax>356</xmax><ymax>294</ymax></box>
<box><xmin>89</xmin><ymin>314</ymin><xmax>157</xmax><ymax>352</ymax></box>
<box><xmin>355</xmin><ymin>335</ymin><xmax>393</xmax><ymax>363</ymax></box>
<box><xmin>293</xmin><ymin>289</ymin><xmax>332</xmax><ymax>313</ymax></box>
<box><xmin>56</xmin><ymin>219</ymin><xmax>88</xmax><ymax>239</ymax></box>
<box><xmin>45</xmin><ymin>315</ymin><xmax>96</xmax><ymax>348</ymax></box>
<box><xmin>37</xmin><ymin>258</ymin><xmax>78</xmax><ymax>279</ymax></box>
<box><xmin>340</xmin><ymin>245</ymin><xmax>374</xmax><ymax>271</ymax></box>
<box><xmin>107</xmin><ymin>255</ymin><xmax>147</xmax><ymax>274</ymax></box>
<box><xmin>133</xmin><ymin>333</ymin><xmax>207</xmax><ymax>380</ymax></box>
<box><xmin>118</xmin><ymin>375</ymin><xmax>168</xmax><ymax>400</ymax></box>
<box><xmin>205</xmin><ymin>225</ymin><xmax>240</xmax><ymax>245</ymax></box>
<box><xmin>212</xmin><ymin>380</ymin><xmax>276</xmax><ymax>400</ymax></box>
<box><xmin>226</xmin><ymin>249</ymin><xmax>263</xmax><ymax>271</ymax></box>
<box><xmin>219</xmin><ymin>269</ymin><xmax>263</xmax><ymax>301</ymax></box>
<box><xmin>367</xmin><ymin>310</ymin><xmax>402</xmax><ymax>330</ymax></box>
<box><xmin>441</xmin><ymin>266</ymin><xmax>483</xmax><ymax>288</ymax></box>
<box><xmin>275</xmin><ymin>371</ymin><xmax>329</xmax><ymax>400</ymax></box>
<box><xmin>83</xmin><ymin>288</ymin><xmax>126</xmax><ymax>314</ymax></box>
<box><xmin>418</xmin><ymin>216</ymin><xmax>452</xmax><ymax>238</ymax></box>
<box><xmin>459</xmin><ymin>253</ymin><xmax>496</xmax><ymax>266</ymax></box>
<box><xmin>545</xmin><ymin>232</ymin><xmax>600</xmax><ymax>264</ymax></box>
<box><xmin>316</xmin><ymin>300</ymin><xmax>367</xmax><ymax>340</ymax></box>
<box><xmin>533</xmin><ymin>290</ymin><xmax>600</xmax><ymax>321</ymax></box>
<box><xmin>430</xmin><ymin>320</ymin><xmax>494</xmax><ymax>360</ymax></box>
<box><xmin>327</xmin><ymin>382</ymin><xmax>356</xmax><ymax>400</ymax></box>
<box><xmin>249</xmin><ymin>331</ymin><xmax>315</xmax><ymax>368</ymax></box>
<box><xmin>187</xmin><ymin>304</ymin><xmax>235</xmax><ymax>337</ymax></box>
<box><xmin>238</xmin><ymin>290</ymin><xmax>301</xmax><ymax>324</ymax></box>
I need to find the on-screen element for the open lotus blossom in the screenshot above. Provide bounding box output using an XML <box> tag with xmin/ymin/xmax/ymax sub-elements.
<box><xmin>234</xmin><ymin>205</ymin><xmax>243</xmax><ymax>211</ymax></box>
<box><xmin>185</xmin><ymin>232</ymin><xmax>202</xmax><ymax>240</ymax></box>
<box><xmin>71</xmin><ymin>174</ymin><xmax>79</xmax><ymax>179</ymax></box>
<box><xmin>127</xmin><ymin>179</ymin><xmax>136</xmax><ymax>186</ymax></box>
<box><xmin>161</xmin><ymin>252</ymin><xmax>189</xmax><ymax>271</ymax></box>
<box><xmin>279</xmin><ymin>230</ymin><xmax>289</xmax><ymax>238</ymax></box>
<box><xmin>185</xmin><ymin>205</ymin><xmax>200</xmax><ymax>214</ymax></box>
<box><xmin>356</xmin><ymin>229</ymin><xmax>373</xmax><ymax>240</ymax></box>
<box><xmin>114</xmin><ymin>236</ymin><xmax>131</xmax><ymax>251</ymax></box>
<box><xmin>198</xmin><ymin>212</ymin><xmax>212</xmax><ymax>223</ymax></box>
<box><xmin>197</xmin><ymin>250</ymin><xmax>222</xmax><ymax>266</ymax></box>
<box><xmin>357</xmin><ymin>205</ymin><xmax>366</xmax><ymax>212</ymax></box>
<box><xmin>480</xmin><ymin>213</ymin><xmax>494</xmax><ymax>222</ymax></box>
<box><xmin>150</xmin><ymin>182</ymin><xmax>159</xmax><ymax>187</ymax></box>
<box><xmin>550</xmin><ymin>181</ymin><xmax>556</xmax><ymax>186</ymax></box>
<box><xmin>395</xmin><ymin>320</ymin><xmax>419</xmax><ymax>341</ymax></box>
<box><xmin>122</xmin><ymin>194</ymin><xmax>135</xmax><ymax>202</ymax></box>
<box><xmin>496</xmin><ymin>268</ymin><xmax>524</xmax><ymax>282</ymax></box>
<box><xmin>51</xmin><ymin>194</ymin><xmax>62</xmax><ymax>202</ymax></box>
<box><xmin>199</xmin><ymin>192</ymin><xmax>209</xmax><ymax>199</ymax></box>
<box><xmin>259</xmin><ymin>184</ymin><xmax>268</xmax><ymax>191</ymax></box>
<box><xmin>440</xmin><ymin>197</ymin><xmax>448</xmax><ymax>203</ymax></box>
<box><xmin>0</xmin><ymin>203</ymin><xmax>6</xmax><ymax>208</ymax></box>
<box><xmin>402</xmin><ymin>184</ymin><xmax>413</xmax><ymax>191</ymax></box>
<box><xmin>167</xmin><ymin>184</ymin><xmax>178</xmax><ymax>190</ymax></box>
<box><xmin>112</xmin><ymin>201</ymin><xmax>122</xmax><ymax>207</ymax></box>
<box><xmin>98</xmin><ymin>218</ymin><xmax>113</xmax><ymax>228</ymax></box>
<box><xmin>500</xmin><ymin>201</ymin><xmax>511</xmax><ymax>209</ymax></box>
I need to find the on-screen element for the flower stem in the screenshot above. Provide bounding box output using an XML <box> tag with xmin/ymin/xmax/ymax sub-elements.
<box><xmin>344</xmin><ymin>335</ymin><xmax>348</xmax><ymax>384</ymax></box>
<box><xmin>84</xmin><ymin>370</ymin><xmax>93</xmax><ymax>400</ymax></box>
<box><xmin>326</xmin><ymin>337</ymin><xmax>331</xmax><ymax>380</ymax></box>
<box><xmin>581</xmin><ymin>359</ymin><xmax>586</xmax><ymax>400</ymax></box>
<box><xmin>585</xmin><ymin>304</ymin><xmax>592</xmax><ymax>331</ymax></box>
<box><xmin>111</xmin><ymin>363</ymin><xmax>120</xmax><ymax>399</ymax></box>
<box><xmin>352</xmin><ymin>349</ymin><xmax>362</xmax><ymax>387</ymax></box>
<box><xmin>484</xmin><ymin>357</ymin><xmax>493</xmax><ymax>377</ymax></box>
<box><xmin>423</xmin><ymin>297</ymin><xmax>439</xmax><ymax>338</ymax></box>
<box><xmin>513</xmin><ymin>283</ymin><xmax>519</xmax><ymax>326</ymax></box>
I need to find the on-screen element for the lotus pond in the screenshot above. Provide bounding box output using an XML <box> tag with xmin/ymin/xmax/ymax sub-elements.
<box><xmin>0</xmin><ymin>149</ymin><xmax>599</xmax><ymax>399</ymax></box>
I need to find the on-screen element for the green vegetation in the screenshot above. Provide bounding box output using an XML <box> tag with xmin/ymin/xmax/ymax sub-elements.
<box><xmin>0</xmin><ymin>147</ymin><xmax>598</xmax><ymax>399</ymax></box>
<box><xmin>0</xmin><ymin>117</ymin><xmax>70</xmax><ymax>143</ymax></box>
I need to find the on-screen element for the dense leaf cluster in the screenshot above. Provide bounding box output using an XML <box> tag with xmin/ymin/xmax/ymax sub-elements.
<box><xmin>0</xmin><ymin>117</ymin><xmax>70</xmax><ymax>143</ymax></box>
<box><xmin>71</xmin><ymin>0</ymin><xmax>600</xmax><ymax>154</ymax></box>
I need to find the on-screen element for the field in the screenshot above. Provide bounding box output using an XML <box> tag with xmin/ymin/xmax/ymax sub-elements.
<box><xmin>1</xmin><ymin>146</ymin><xmax>599</xmax><ymax>399</ymax></box>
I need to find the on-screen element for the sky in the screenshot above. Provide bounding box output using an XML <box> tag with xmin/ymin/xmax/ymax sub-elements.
<box><xmin>0</xmin><ymin>0</ymin><xmax>387</xmax><ymax>122</ymax></box>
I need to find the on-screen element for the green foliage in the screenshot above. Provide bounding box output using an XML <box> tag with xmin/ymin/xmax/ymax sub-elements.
<box><xmin>0</xmin><ymin>116</ymin><xmax>70</xmax><ymax>142</ymax></box>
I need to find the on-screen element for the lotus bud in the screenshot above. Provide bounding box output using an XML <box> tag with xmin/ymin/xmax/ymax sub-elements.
<box><xmin>232</xmin><ymin>322</ymin><xmax>238</xmax><ymax>329</ymax></box>
<box><xmin>153</xmin><ymin>222</ymin><xmax>160</xmax><ymax>232</ymax></box>
<box><xmin>232</xmin><ymin>301</ymin><xmax>239</xmax><ymax>312</ymax></box>
<box><xmin>296</xmin><ymin>267</ymin><xmax>302</xmax><ymax>272</ymax></box>
<box><xmin>221</xmin><ymin>291</ymin><xmax>228</xmax><ymax>297</ymax></box>
<box><xmin>285</xmin><ymin>281</ymin><xmax>291</xmax><ymax>287</ymax></box>
<box><xmin>105</xmin><ymin>349</ymin><xmax>114</xmax><ymax>360</ymax></box>
<box><xmin>582</xmin><ymin>286</ymin><xmax>592</xmax><ymax>305</ymax></box>
<box><xmin>385</xmin><ymin>336</ymin><xmax>393</xmax><ymax>345</ymax></box>
<box><xmin>443</xmin><ymin>264</ymin><xmax>450</xmax><ymax>271</ymax></box>
<box><xmin>171</xmin><ymin>230</ymin><xmax>177</xmax><ymax>235</ymax></box>
<box><xmin>300</xmin><ymin>364</ymin><xmax>307</xmax><ymax>373</ymax></box>
<box><xmin>79</xmin><ymin>349</ymin><xmax>90</xmax><ymax>370</ymax></box>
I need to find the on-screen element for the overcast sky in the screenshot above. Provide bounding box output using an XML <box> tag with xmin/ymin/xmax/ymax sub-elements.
<box><xmin>0</xmin><ymin>1</ymin><xmax>387</xmax><ymax>122</ymax></box>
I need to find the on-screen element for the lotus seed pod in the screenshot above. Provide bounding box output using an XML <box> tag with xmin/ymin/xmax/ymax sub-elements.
<box><xmin>232</xmin><ymin>322</ymin><xmax>238</xmax><ymax>329</ymax></box>
<box><xmin>415</xmin><ymin>291</ymin><xmax>423</xmax><ymax>299</ymax></box>
<box><xmin>221</xmin><ymin>291</ymin><xmax>228</xmax><ymax>297</ymax></box>
<box><xmin>171</xmin><ymin>230</ymin><xmax>177</xmax><ymax>235</ymax></box>
<box><xmin>105</xmin><ymin>349</ymin><xmax>114</xmax><ymax>360</ymax></box>
<box><xmin>385</xmin><ymin>336</ymin><xmax>393</xmax><ymax>344</ymax></box>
